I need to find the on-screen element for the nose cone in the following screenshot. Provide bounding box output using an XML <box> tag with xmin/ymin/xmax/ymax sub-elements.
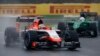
<box><xmin>48</xmin><ymin>37</ymin><xmax>62</xmax><ymax>42</ymax></box>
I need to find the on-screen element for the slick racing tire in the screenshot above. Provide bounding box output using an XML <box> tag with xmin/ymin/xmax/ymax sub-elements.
<box><xmin>57</xmin><ymin>22</ymin><xmax>66</xmax><ymax>38</ymax></box>
<box><xmin>64</xmin><ymin>30</ymin><xmax>79</xmax><ymax>42</ymax></box>
<box><xmin>67</xmin><ymin>41</ymin><xmax>77</xmax><ymax>50</ymax></box>
<box><xmin>4</xmin><ymin>27</ymin><xmax>19</xmax><ymax>46</ymax></box>
<box><xmin>65</xmin><ymin>30</ymin><xmax>80</xmax><ymax>50</ymax></box>
<box><xmin>67</xmin><ymin>22</ymin><xmax>74</xmax><ymax>30</ymax></box>
<box><xmin>57</xmin><ymin>22</ymin><xmax>66</xmax><ymax>31</ymax></box>
<box><xmin>89</xmin><ymin>23</ymin><xmax>98</xmax><ymax>37</ymax></box>
<box><xmin>24</xmin><ymin>31</ymin><xmax>38</xmax><ymax>50</ymax></box>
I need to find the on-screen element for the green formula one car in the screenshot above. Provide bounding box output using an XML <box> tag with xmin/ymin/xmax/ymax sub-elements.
<box><xmin>58</xmin><ymin>12</ymin><xmax>98</xmax><ymax>38</ymax></box>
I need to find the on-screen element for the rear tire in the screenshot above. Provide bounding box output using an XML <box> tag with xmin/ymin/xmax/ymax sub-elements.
<box><xmin>57</xmin><ymin>22</ymin><xmax>66</xmax><ymax>31</ymax></box>
<box><xmin>89</xmin><ymin>23</ymin><xmax>97</xmax><ymax>37</ymax></box>
<box><xmin>57</xmin><ymin>22</ymin><xmax>66</xmax><ymax>39</ymax></box>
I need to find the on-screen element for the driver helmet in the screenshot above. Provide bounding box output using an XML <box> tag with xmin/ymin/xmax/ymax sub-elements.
<box><xmin>39</xmin><ymin>24</ymin><xmax>46</xmax><ymax>29</ymax></box>
<box><xmin>79</xmin><ymin>17</ymin><xmax>85</xmax><ymax>22</ymax></box>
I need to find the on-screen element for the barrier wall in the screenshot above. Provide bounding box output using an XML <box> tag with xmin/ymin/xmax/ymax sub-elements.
<box><xmin>0</xmin><ymin>4</ymin><xmax>100</xmax><ymax>16</ymax></box>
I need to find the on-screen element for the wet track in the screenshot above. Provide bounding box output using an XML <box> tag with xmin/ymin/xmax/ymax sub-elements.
<box><xmin>0</xmin><ymin>31</ymin><xmax>100</xmax><ymax>56</ymax></box>
<box><xmin>0</xmin><ymin>17</ymin><xmax>100</xmax><ymax>56</ymax></box>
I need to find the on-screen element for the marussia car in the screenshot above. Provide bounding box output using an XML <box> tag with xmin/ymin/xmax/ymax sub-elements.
<box><xmin>5</xmin><ymin>16</ymin><xmax>80</xmax><ymax>50</ymax></box>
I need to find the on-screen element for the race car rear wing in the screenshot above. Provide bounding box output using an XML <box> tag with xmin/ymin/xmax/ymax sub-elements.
<box><xmin>80</xmin><ymin>12</ymin><xmax>98</xmax><ymax>17</ymax></box>
<box><xmin>16</xmin><ymin>17</ymin><xmax>34</xmax><ymax>22</ymax></box>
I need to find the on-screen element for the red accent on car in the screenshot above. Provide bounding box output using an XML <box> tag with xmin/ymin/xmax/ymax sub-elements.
<box><xmin>48</xmin><ymin>37</ymin><xmax>62</xmax><ymax>43</ymax></box>
<box><xmin>32</xmin><ymin>42</ymin><xmax>37</xmax><ymax>47</ymax></box>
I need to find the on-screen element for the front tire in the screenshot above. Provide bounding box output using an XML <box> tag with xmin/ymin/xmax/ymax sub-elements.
<box><xmin>65</xmin><ymin>30</ymin><xmax>80</xmax><ymax>50</ymax></box>
<box><xmin>68</xmin><ymin>47</ymin><xmax>76</xmax><ymax>50</ymax></box>
<box><xmin>24</xmin><ymin>31</ymin><xmax>38</xmax><ymax>50</ymax></box>
<box><xmin>64</xmin><ymin>30</ymin><xmax>79</xmax><ymax>42</ymax></box>
<box><xmin>4</xmin><ymin>27</ymin><xmax>19</xmax><ymax>46</ymax></box>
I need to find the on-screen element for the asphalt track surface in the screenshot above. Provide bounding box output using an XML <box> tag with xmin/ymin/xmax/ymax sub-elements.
<box><xmin>0</xmin><ymin>17</ymin><xmax>100</xmax><ymax>56</ymax></box>
<box><xmin>0</xmin><ymin>32</ymin><xmax>100</xmax><ymax>56</ymax></box>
